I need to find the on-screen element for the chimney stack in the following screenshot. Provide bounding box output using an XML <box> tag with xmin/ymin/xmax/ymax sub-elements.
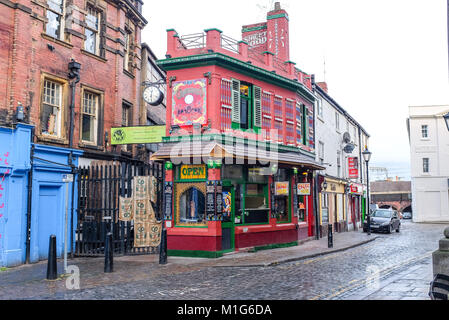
<box><xmin>317</xmin><ymin>82</ymin><xmax>328</xmax><ymax>93</ymax></box>
<box><xmin>275</xmin><ymin>2</ymin><xmax>281</xmax><ymax>10</ymax></box>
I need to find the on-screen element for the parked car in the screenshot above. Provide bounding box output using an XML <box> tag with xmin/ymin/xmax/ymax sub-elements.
<box><xmin>402</xmin><ymin>211</ymin><xmax>412</xmax><ymax>219</ymax></box>
<box><xmin>363</xmin><ymin>209</ymin><xmax>401</xmax><ymax>233</ymax></box>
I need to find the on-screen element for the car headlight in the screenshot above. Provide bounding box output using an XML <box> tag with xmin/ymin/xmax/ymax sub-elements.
<box><xmin>382</xmin><ymin>222</ymin><xmax>390</xmax><ymax>226</ymax></box>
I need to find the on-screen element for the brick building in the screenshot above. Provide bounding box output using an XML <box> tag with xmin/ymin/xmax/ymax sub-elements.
<box><xmin>0</xmin><ymin>0</ymin><xmax>148</xmax><ymax>162</ymax></box>
<box><xmin>150</xmin><ymin>3</ymin><xmax>325</xmax><ymax>257</ymax></box>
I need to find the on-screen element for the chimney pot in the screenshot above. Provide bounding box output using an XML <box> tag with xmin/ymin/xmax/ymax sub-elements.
<box><xmin>275</xmin><ymin>2</ymin><xmax>281</xmax><ymax>10</ymax></box>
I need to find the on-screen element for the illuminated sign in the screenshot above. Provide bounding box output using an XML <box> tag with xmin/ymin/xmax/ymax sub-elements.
<box><xmin>348</xmin><ymin>157</ymin><xmax>359</xmax><ymax>179</ymax></box>
<box><xmin>275</xmin><ymin>182</ymin><xmax>289</xmax><ymax>196</ymax></box>
<box><xmin>172</xmin><ymin>79</ymin><xmax>207</xmax><ymax>126</ymax></box>
<box><xmin>297</xmin><ymin>183</ymin><xmax>311</xmax><ymax>196</ymax></box>
<box><xmin>180</xmin><ymin>165</ymin><xmax>206</xmax><ymax>180</ymax></box>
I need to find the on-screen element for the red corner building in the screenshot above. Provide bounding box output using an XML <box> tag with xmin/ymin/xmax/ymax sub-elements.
<box><xmin>151</xmin><ymin>3</ymin><xmax>325</xmax><ymax>258</ymax></box>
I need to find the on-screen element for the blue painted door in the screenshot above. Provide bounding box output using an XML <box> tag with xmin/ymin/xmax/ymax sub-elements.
<box><xmin>37</xmin><ymin>185</ymin><xmax>62</xmax><ymax>260</ymax></box>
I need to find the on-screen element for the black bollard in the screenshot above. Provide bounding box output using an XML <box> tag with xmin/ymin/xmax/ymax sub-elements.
<box><xmin>328</xmin><ymin>224</ymin><xmax>333</xmax><ymax>248</ymax></box>
<box><xmin>104</xmin><ymin>232</ymin><xmax>113</xmax><ymax>273</ymax></box>
<box><xmin>47</xmin><ymin>235</ymin><xmax>57</xmax><ymax>280</ymax></box>
<box><xmin>159</xmin><ymin>228</ymin><xmax>167</xmax><ymax>265</ymax></box>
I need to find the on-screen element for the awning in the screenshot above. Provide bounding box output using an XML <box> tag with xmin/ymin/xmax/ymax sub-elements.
<box><xmin>150</xmin><ymin>141</ymin><xmax>325</xmax><ymax>170</ymax></box>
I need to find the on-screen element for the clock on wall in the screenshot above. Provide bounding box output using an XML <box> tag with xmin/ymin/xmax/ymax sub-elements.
<box><xmin>143</xmin><ymin>85</ymin><xmax>164</xmax><ymax>106</ymax></box>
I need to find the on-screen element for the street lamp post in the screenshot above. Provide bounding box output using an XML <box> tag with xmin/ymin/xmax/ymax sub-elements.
<box><xmin>362</xmin><ymin>147</ymin><xmax>372</xmax><ymax>236</ymax></box>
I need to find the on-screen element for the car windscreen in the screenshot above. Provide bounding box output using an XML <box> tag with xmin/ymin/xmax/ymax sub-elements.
<box><xmin>372</xmin><ymin>210</ymin><xmax>392</xmax><ymax>218</ymax></box>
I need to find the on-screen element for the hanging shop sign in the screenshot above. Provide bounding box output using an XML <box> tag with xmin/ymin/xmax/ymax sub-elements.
<box><xmin>172</xmin><ymin>78</ymin><xmax>207</xmax><ymax>126</ymax></box>
<box><xmin>180</xmin><ymin>164</ymin><xmax>206</xmax><ymax>180</ymax></box>
<box><xmin>350</xmin><ymin>183</ymin><xmax>363</xmax><ymax>195</ymax></box>
<box><xmin>111</xmin><ymin>125</ymin><xmax>165</xmax><ymax>145</ymax></box>
<box><xmin>348</xmin><ymin>157</ymin><xmax>359</xmax><ymax>179</ymax></box>
<box><xmin>275</xmin><ymin>181</ymin><xmax>289</xmax><ymax>196</ymax></box>
<box><xmin>297</xmin><ymin>183</ymin><xmax>311</xmax><ymax>196</ymax></box>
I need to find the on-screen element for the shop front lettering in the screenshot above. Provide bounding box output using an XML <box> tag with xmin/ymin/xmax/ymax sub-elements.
<box><xmin>175</xmin><ymin>87</ymin><xmax>203</xmax><ymax>100</ymax></box>
<box><xmin>176</xmin><ymin>105</ymin><xmax>202</xmax><ymax>116</ymax></box>
<box><xmin>180</xmin><ymin>165</ymin><xmax>206</xmax><ymax>179</ymax></box>
<box><xmin>243</xmin><ymin>31</ymin><xmax>267</xmax><ymax>48</ymax></box>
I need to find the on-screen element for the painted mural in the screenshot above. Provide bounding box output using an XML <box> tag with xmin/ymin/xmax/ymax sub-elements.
<box><xmin>172</xmin><ymin>79</ymin><xmax>207</xmax><ymax>126</ymax></box>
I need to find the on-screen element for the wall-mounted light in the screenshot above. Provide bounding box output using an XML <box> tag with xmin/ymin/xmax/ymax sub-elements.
<box><xmin>104</xmin><ymin>131</ymin><xmax>109</xmax><ymax>149</ymax></box>
<box><xmin>322</xmin><ymin>180</ymin><xmax>328</xmax><ymax>190</ymax></box>
<box><xmin>16</xmin><ymin>102</ymin><xmax>24</xmax><ymax>122</ymax></box>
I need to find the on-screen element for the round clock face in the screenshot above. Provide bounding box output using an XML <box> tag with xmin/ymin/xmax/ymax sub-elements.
<box><xmin>143</xmin><ymin>86</ymin><xmax>162</xmax><ymax>105</ymax></box>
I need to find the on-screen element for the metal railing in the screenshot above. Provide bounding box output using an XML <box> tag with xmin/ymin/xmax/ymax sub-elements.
<box><xmin>221</xmin><ymin>34</ymin><xmax>239</xmax><ymax>54</ymax></box>
<box><xmin>177</xmin><ymin>33</ymin><xmax>205</xmax><ymax>49</ymax></box>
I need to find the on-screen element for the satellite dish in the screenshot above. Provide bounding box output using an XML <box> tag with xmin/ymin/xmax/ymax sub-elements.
<box><xmin>343</xmin><ymin>143</ymin><xmax>355</xmax><ymax>153</ymax></box>
<box><xmin>343</xmin><ymin>132</ymin><xmax>351</xmax><ymax>143</ymax></box>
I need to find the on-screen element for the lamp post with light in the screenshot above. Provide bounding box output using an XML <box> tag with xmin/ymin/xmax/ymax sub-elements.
<box><xmin>362</xmin><ymin>147</ymin><xmax>372</xmax><ymax>236</ymax></box>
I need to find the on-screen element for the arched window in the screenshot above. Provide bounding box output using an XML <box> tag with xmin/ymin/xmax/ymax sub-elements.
<box><xmin>179</xmin><ymin>187</ymin><xmax>205</xmax><ymax>222</ymax></box>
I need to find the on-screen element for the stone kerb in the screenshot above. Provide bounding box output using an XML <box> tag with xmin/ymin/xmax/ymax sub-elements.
<box><xmin>432</xmin><ymin>227</ymin><xmax>449</xmax><ymax>277</ymax></box>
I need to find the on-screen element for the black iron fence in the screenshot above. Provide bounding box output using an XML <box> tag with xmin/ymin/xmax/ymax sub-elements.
<box><xmin>75</xmin><ymin>161</ymin><xmax>163</xmax><ymax>257</ymax></box>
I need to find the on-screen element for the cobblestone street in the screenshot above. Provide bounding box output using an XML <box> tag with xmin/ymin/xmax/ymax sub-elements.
<box><xmin>0</xmin><ymin>221</ymin><xmax>446</xmax><ymax>300</ymax></box>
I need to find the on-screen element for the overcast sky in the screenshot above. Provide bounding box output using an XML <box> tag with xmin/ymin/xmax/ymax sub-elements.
<box><xmin>142</xmin><ymin>0</ymin><xmax>449</xmax><ymax>178</ymax></box>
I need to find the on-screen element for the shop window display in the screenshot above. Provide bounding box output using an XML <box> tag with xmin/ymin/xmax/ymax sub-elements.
<box><xmin>179</xmin><ymin>187</ymin><xmax>206</xmax><ymax>223</ymax></box>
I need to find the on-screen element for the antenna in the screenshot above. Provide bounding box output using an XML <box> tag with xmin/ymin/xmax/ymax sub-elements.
<box><xmin>323</xmin><ymin>56</ymin><xmax>326</xmax><ymax>82</ymax></box>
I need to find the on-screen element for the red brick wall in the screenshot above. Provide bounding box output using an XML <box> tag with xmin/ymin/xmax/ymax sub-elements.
<box><xmin>0</xmin><ymin>0</ymin><xmax>145</xmax><ymax>156</ymax></box>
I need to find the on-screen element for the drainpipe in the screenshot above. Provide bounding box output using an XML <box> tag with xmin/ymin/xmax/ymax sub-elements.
<box><xmin>313</xmin><ymin>172</ymin><xmax>321</xmax><ymax>240</ymax></box>
<box><xmin>68</xmin><ymin>60</ymin><xmax>81</xmax><ymax>258</ymax></box>
<box><xmin>25</xmin><ymin>127</ymin><xmax>35</xmax><ymax>264</ymax></box>
<box><xmin>358</xmin><ymin>127</ymin><xmax>364</xmax><ymax>222</ymax></box>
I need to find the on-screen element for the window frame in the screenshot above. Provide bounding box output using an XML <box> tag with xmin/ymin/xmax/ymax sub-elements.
<box><xmin>39</xmin><ymin>73</ymin><xmax>68</xmax><ymax>140</ymax></box>
<box><xmin>45</xmin><ymin>0</ymin><xmax>66</xmax><ymax>40</ymax></box>
<box><xmin>421</xmin><ymin>124</ymin><xmax>429</xmax><ymax>139</ymax></box>
<box><xmin>121</xmin><ymin>101</ymin><xmax>133</xmax><ymax>152</ymax></box>
<box><xmin>318</xmin><ymin>141</ymin><xmax>324</xmax><ymax>164</ymax></box>
<box><xmin>80</xmin><ymin>86</ymin><xmax>103</xmax><ymax>146</ymax></box>
<box><xmin>84</xmin><ymin>5</ymin><xmax>102</xmax><ymax>56</ymax></box>
<box><xmin>123</xmin><ymin>26</ymin><xmax>134</xmax><ymax>72</ymax></box>
<box><xmin>335</xmin><ymin>111</ymin><xmax>340</xmax><ymax>132</ymax></box>
<box><xmin>422</xmin><ymin>157</ymin><xmax>430</xmax><ymax>173</ymax></box>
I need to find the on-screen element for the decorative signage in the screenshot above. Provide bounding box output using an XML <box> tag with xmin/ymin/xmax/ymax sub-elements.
<box><xmin>350</xmin><ymin>183</ymin><xmax>363</xmax><ymax>195</ymax></box>
<box><xmin>180</xmin><ymin>165</ymin><xmax>206</xmax><ymax>180</ymax></box>
<box><xmin>223</xmin><ymin>191</ymin><xmax>232</xmax><ymax>219</ymax></box>
<box><xmin>275</xmin><ymin>182</ymin><xmax>289</xmax><ymax>196</ymax></box>
<box><xmin>215</xmin><ymin>182</ymin><xmax>223</xmax><ymax>220</ymax></box>
<box><xmin>111</xmin><ymin>125</ymin><xmax>165</xmax><ymax>145</ymax></box>
<box><xmin>206</xmin><ymin>181</ymin><xmax>215</xmax><ymax>220</ymax></box>
<box><xmin>164</xmin><ymin>182</ymin><xmax>173</xmax><ymax>220</ymax></box>
<box><xmin>297</xmin><ymin>183</ymin><xmax>311</xmax><ymax>196</ymax></box>
<box><xmin>172</xmin><ymin>78</ymin><xmax>207</xmax><ymax>126</ymax></box>
<box><xmin>243</xmin><ymin>30</ymin><xmax>267</xmax><ymax>50</ymax></box>
<box><xmin>348</xmin><ymin>157</ymin><xmax>359</xmax><ymax>179</ymax></box>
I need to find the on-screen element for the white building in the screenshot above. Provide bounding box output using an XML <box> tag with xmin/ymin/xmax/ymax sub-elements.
<box><xmin>407</xmin><ymin>105</ymin><xmax>449</xmax><ymax>222</ymax></box>
<box><xmin>313</xmin><ymin>80</ymin><xmax>370</xmax><ymax>234</ymax></box>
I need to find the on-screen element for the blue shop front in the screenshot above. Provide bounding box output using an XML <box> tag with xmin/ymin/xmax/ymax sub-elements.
<box><xmin>0</xmin><ymin>124</ymin><xmax>82</xmax><ymax>267</ymax></box>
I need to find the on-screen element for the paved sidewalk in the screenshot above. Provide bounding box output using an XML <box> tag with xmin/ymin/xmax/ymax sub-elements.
<box><xmin>337</xmin><ymin>255</ymin><xmax>433</xmax><ymax>300</ymax></box>
<box><xmin>0</xmin><ymin>230</ymin><xmax>378</xmax><ymax>299</ymax></box>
